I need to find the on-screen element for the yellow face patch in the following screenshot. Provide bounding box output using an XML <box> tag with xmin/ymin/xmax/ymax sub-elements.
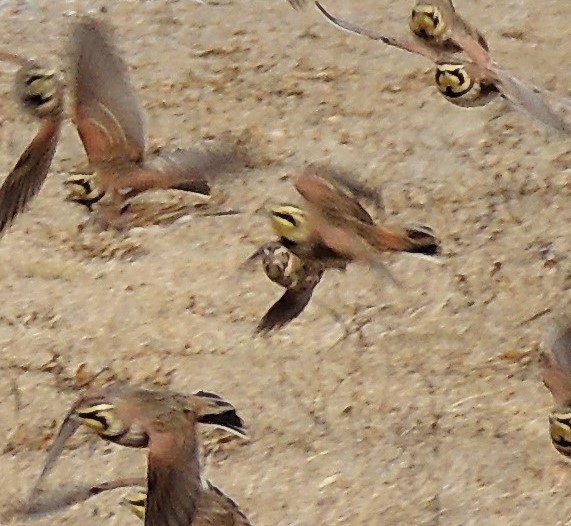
<box><xmin>550</xmin><ymin>412</ymin><xmax>571</xmax><ymax>446</ymax></box>
<box><xmin>434</xmin><ymin>64</ymin><xmax>473</xmax><ymax>97</ymax></box>
<box><xmin>410</xmin><ymin>5</ymin><xmax>446</xmax><ymax>39</ymax></box>
<box><xmin>269</xmin><ymin>205</ymin><xmax>308</xmax><ymax>243</ymax></box>
<box><xmin>124</xmin><ymin>491</ymin><xmax>147</xmax><ymax>520</ymax></box>
<box><xmin>75</xmin><ymin>403</ymin><xmax>125</xmax><ymax>438</ymax></box>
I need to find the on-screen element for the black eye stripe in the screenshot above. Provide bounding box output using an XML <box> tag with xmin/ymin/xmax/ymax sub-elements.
<box><xmin>82</xmin><ymin>412</ymin><xmax>110</xmax><ymax>429</ymax></box>
<box><xmin>26</xmin><ymin>74</ymin><xmax>46</xmax><ymax>85</ymax></box>
<box><xmin>274</xmin><ymin>212</ymin><xmax>297</xmax><ymax>225</ymax></box>
<box><xmin>24</xmin><ymin>93</ymin><xmax>52</xmax><ymax>107</ymax></box>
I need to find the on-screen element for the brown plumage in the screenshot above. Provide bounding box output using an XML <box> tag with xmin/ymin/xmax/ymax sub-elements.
<box><xmin>540</xmin><ymin>315</ymin><xmax>571</xmax><ymax>459</ymax></box>
<box><xmin>541</xmin><ymin>316</ymin><xmax>571</xmax><ymax>408</ymax></box>
<box><xmin>244</xmin><ymin>241</ymin><xmax>324</xmax><ymax>332</ymax></box>
<box><xmin>409</xmin><ymin>0</ymin><xmax>490</xmax><ymax>64</ymax></box>
<box><xmin>315</xmin><ymin>2</ymin><xmax>570</xmax><ymax>134</ymax></box>
<box><xmin>21</xmin><ymin>477</ymin><xmax>251</xmax><ymax>526</ymax></box>
<box><xmin>29</xmin><ymin>384</ymin><xmax>246</xmax><ymax>526</ymax></box>
<box><xmin>0</xmin><ymin>52</ymin><xmax>63</xmax><ymax>235</ymax></box>
<box><xmin>294</xmin><ymin>164</ymin><xmax>440</xmax><ymax>263</ymax></box>
<box><xmin>69</xmin><ymin>17</ymin><xmax>243</xmax><ymax>212</ymax></box>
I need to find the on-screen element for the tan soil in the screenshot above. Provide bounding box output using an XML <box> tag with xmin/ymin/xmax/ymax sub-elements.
<box><xmin>0</xmin><ymin>0</ymin><xmax>570</xmax><ymax>524</ymax></box>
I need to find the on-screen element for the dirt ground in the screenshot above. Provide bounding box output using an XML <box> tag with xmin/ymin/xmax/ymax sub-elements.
<box><xmin>0</xmin><ymin>0</ymin><xmax>570</xmax><ymax>524</ymax></box>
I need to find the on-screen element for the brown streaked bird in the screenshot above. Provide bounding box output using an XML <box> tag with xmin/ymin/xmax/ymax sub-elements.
<box><xmin>19</xmin><ymin>477</ymin><xmax>251</xmax><ymax>526</ymax></box>
<box><xmin>68</xmin><ymin>17</ymin><xmax>244</xmax><ymax>216</ymax></box>
<box><xmin>269</xmin><ymin>164</ymin><xmax>440</xmax><ymax>279</ymax></box>
<box><xmin>29</xmin><ymin>384</ymin><xmax>247</xmax><ymax>526</ymax></box>
<box><xmin>540</xmin><ymin>316</ymin><xmax>571</xmax><ymax>459</ymax></box>
<box><xmin>315</xmin><ymin>2</ymin><xmax>571</xmax><ymax>135</ymax></box>
<box><xmin>122</xmin><ymin>482</ymin><xmax>252</xmax><ymax>526</ymax></box>
<box><xmin>409</xmin><ymin>0</ymin><xmax>489</xmax><ymax>63</ymax></box>
<box><xmin>244</xmin><ymin>240</ymin><xmax>325</xmax><ymax>333</ymax></box>
<box><xmin>0</xmin><ymin>52</ymin><xmax>64</xmax><ymax>235</ymax></box>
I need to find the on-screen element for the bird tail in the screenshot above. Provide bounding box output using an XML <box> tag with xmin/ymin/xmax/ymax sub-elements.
<box><xmin>367</xmin><ymin>224</ymin><xmax>440</xmax><ymax>256</ymax></box>
<box><xmin>191</xmin><ymin>391</ymin><xmax>247</xmax><ymax>438</ymax></box>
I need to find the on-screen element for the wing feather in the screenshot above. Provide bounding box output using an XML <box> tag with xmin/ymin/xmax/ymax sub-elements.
<box><xmin>70</xmin><ymin>17</ymin><xmax>145</xmax><ymax>165</ymax></box>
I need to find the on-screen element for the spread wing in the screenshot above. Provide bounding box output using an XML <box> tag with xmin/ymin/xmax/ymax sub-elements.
<box><xmin>0</xmin><ymin>119</ymin><xmax>60</xmax><ymax>235</ymax></box>
<box><xmin>27</xmin><ymin>404</ymin><xmax>83</xmax><ymax>503</ymax></box>
<box><xmin>22</xmin><ymin>478</ymin><xmax>145</xmax><ymax>519</ymax></box>
<box><xmin>256</xmin><ymin>276</ymin><xmax>322</xmax><ymax>333</ymax></box>
<box><xmin>494</xmin><ymin>68</ymin><xmax>571</xmax><ymax>135</ymax></box>
<box><xmin>70</xmin><ymin>17</ymin><xmax>145</xmax><ymax>166</ymax></box>
<box><xmin>118</xmin><ymin>139</ymin><xmax>250</xmax><ymax>196</ymax></box>
<box><xmin>315</xmin><ymin>2</ymin><xmax>444</xmax><ymax>62</ymax></box>
<box><xmin>295</xmin><ymin>166</ymin><xmax>377</xmax><ymax>227</ymax></box>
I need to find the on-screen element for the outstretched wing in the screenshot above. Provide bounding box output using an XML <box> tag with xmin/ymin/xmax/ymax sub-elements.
<box><xmin>22</xmin><ymin>478</ymin><xmax>145</xmax><ymax>519</ymax></box>
<box><xmin>495</xmin><ymin>68</ymin><xmax>571</xmax><ymax>135</ymax></box>
<box><xmin>257</xmin><ymin>277</ymin><xmax>322</xmax><ymax>333</ymax></box>
<box><xmin>119</xmin><ymin>141</ymin><xmax>250</xmax><ymax>196</ymax></box>
<box><xmin>27</xmin><ymin>404</ymin><xmax>83</xmax><ymax>503</ymax></box>
<box><xmin>315</xmin><ymin>1</ymin><xmax>444</xmax><ymax>62</ymax></box>
<box><xmin>295</xmin><ymin>165</ymin><xmax>377</xmax><ymax>227</ymax></box>
<box><xmin>70</xmin><ymin>17</ymin><xmax>145</xmax><ymax>166</ymax></box>
<box><xmin>0</xmin><ymin>119</ymin><xmax>60</xmax><ymax>235</ymax></box>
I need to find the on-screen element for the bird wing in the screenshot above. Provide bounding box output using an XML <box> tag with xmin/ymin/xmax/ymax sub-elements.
<box><xmin>494</xmin><ymin>68</ymin><xmax>571</xmax><ymax>135</ymax></box>
<box><xmin>315</xmin><ymin>1</ymin><xmax>444</xmax><ymax>62</ymax></box>
<box><xmin>0</xmin><ymin>119</ymin><xmax>60</xmax><ymax>235</ymax></box>
<box><xmin>70</xmin><ymin>17</ymin><xmax>146</xmax><ymax>166</ymax></box>
<box><xmin>119</xmin><ymin>139</ymin><xmax>250</xmax><ymax>196</ymax></box>
<box><xmin>257</xmin><ymin>274</ymin><xmax>322</xmax><ymax>333</ymax></box>
<box><xmin>27</xmin><ymin>402</ymin><xmax>83</xmax><ymax>502</ymax></box>
<box><xmin>193</xmin><ymin>481</ymin><xmax>252</xmax><ymax>526</ymax></box>
<box><xmin>22</xmin><ymin>478</ymin><xmax>146</xmax><ymax>519</ymax></box>
<box><xmin>297</xmin><ymin>163</ymin><xmax>383</xmax><ymax>224</ymax></box>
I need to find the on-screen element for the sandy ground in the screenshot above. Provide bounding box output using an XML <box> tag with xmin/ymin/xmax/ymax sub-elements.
<box><xmin>0</xmin><ymin>0</ymin><xmax>570</xmax><ymax>524</ymax></box>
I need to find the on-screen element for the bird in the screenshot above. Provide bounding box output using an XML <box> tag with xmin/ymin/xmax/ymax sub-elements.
<box><xmin>0</xmin><ymin>52</ymin><xmax>64</xmax><ymax>235</ymax></box>
<box><xmin>67</xmin><ymin>17</ymin><xmax>245</xmax><ymax>219</ymax></box>
<box><xmin>64</xmin><ymin>173</ymin><xmax>105</xmax><ymax>211</ymax></box>
<box><xmin>18</xmin><ymin>477</ymin><xmax>251</xmax><ymax>526</ymax></box>
<box><xmin>272</xmin><ymin>164</ymin><xmax>440</xmax><ymax>276</ymax></box>
<box><xmin>314</xmin><ymin>2</ymin><xmax>571</xmax><ymax>134</ymax></box>
<box><xmin>540</xmin><ymin>316</ymin><xmax>571</xmax><ymax>459</ymax></box>
<box><xmin>28</xmin><ymin>383</ymin><xmax>247</xmax><ymax>526</ymax></box>
<box><xmin>122</xmin><ymin>481</ymin><xmax>252</xmax><ymax>525</ymax></box>
<box><xmin>244</xmin><ymin>240</ymin><xmax>325</xmax><ymax>332</ymax></box>
<box><xmin>408</xmin><ymin>0</ymin><xmax>489</xmax><ymax>63</ymax></box>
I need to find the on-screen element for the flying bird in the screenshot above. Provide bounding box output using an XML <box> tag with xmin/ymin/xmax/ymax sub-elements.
<box><xmin>314</xmin><ymin>1</ymin><xmax>570</xmax><ymax>134</ymax></box>
<box><xmin>68</xmin><ymin>17</ymin><xmax>245</xmax><ymax>216</ymax></box>
<box><xmin>29</xmin><ymin>384</ymin><xmax>247</xmax><ymax>526</ymax></box>
<box><xmin>0</xmin><ymin>52</ymin><xmax>64</xmax><ymax>235</ymax></box>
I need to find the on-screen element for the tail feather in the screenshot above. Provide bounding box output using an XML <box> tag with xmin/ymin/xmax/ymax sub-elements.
<box><xmin>192</xmin><ymin>390</ymin><xmax>247</xmax><ymax>438</ymax></box>
<box><xmin>368</xmin><ymin>224</ymin><xmax>440</xmax><ymax>256</ymax></box>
